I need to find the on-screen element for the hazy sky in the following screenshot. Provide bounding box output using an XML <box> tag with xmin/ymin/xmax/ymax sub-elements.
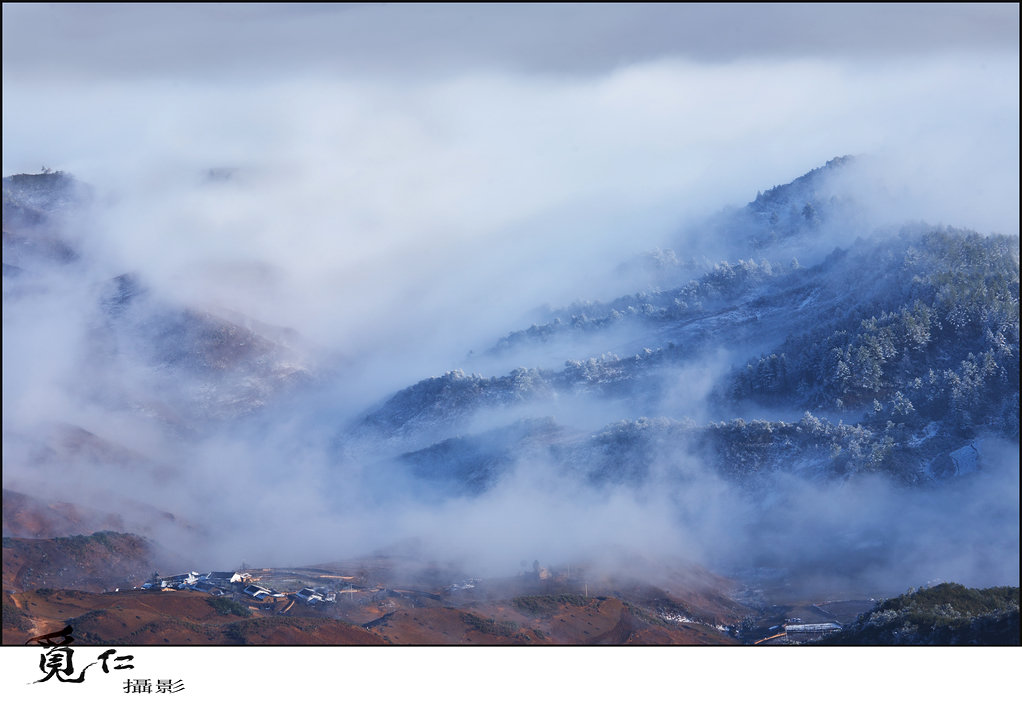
<box><xmin>3</xmin><ymin>4</ymin><xmax>1018</xmax><ymax>79</ymax></box>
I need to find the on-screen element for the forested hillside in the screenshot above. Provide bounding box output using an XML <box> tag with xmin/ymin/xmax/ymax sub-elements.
<box><xmin>354</xmin><ymin>225</ymin><xmax>1019</xmax><ymax>488</ymax></box>
<box><xmin>823</xmin><ymin>583</ymin><xmax>1020</xmax><ymax>645</ymax></box>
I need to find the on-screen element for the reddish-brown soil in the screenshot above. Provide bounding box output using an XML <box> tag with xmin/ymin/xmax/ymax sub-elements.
<box><xmin>3</xmin><ymin>586</ymin><xmax>740</xmax><ymax>646</ymax></box>
<box><xmin>3</xmin><ymin>532</ymin><xmax>162</xmax><ymax>593</ymax></box>
<box><xmin>3</xmin><ymin>589</ymin><xmax>386</xmax><ymax>646</ymax></box>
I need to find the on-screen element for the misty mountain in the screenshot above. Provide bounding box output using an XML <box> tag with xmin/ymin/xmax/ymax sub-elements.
<box><xmin>3</xmin><ymin>157</ymin><xmax>1017</xmax><ymax>601</ymax></box>
<box><xmin>93</xmin><ymin>274</ymin><xmax>313</xmax><ymax>423</ymax></box>
<box><xmin>705</xmin><ymin>154</ymin><xmax>867</xmax><ymax>252</ymax></box>
<box><xmin>396</xmin><ymin>418</ymin><xmax>564</xmax><ymax>497</ymax></box>
<box><xmin>3</xmin><ymin>2</ymin><xmax>1018</xmax><ymax>657</ymax></box>
<box><xmin>350</xmin><ymin>168</ymin><xmax>1018</xmax><ymax>491</ymax></box>
<box><xmin>3</xmin><ymin>173</ymin><xmax>314</xmax><ymax>428</ymax></box>
<box><xmin>321</xmin><ymin>147</ymin><xmax>1021</xmax><ymax>599</ymax></box>
<box><xmin>2</xmin><ymin>170</ymin><xmax>90</xmax><ymax>226</ymax></box>
<box><xmin>2</xmin><ymin>171</ymin><xmax>86</xmax><ymax>276</ymax></box>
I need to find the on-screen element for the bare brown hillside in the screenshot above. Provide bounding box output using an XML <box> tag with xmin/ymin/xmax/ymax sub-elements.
<box><xmin>3</xmin><ymin>532</ymin><xmax>161</xmax><ymax>593</ymax></box>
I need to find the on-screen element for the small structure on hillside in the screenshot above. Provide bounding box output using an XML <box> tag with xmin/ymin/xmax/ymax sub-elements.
<box><xmin>754</xmin><ymin>621</ymin><xmax>843</xmax><ymax>645</ymax></box>
<box><xmin>295</xmin><ymin>587</ymin><xmax>325</xmax><ymax>605</ymax></box>
<box><xmin>446</xmin><ymin>578</ymin><xmax>478</xmax><ymax>592</ymax></box>
<box><xmin>192</xmin><ymin>580</ymin><xmax>225</xmax><ymax>596</ymax></box>
<box><xmin>782</xmin><ymin>622</ymin><xmax>842</xmax><ymax>643</ymax></box>
<box><xmin>243</xmin><ymin>584</ymin><xmax>273</xmax><ymax>600</ymax></box>
<box><xmin>204</xmin><ymin>571</ymin><xmax>235</xmax><ymax>584</ymax></box>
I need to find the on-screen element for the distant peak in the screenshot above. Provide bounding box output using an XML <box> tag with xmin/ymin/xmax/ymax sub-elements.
<box><xmin>752</xmin><ymin>155</ymin><xmax>856</xmax><ymax>208</ymax></box>
<box><xmin>824</xmin><ymin>154</ymin><xmax>855</xmax><ymax>169</ymax></box>
<box><xmin>3</xmin><ymin>170</ymin><xmax>89</xmax><ymax>216</ymax></box>
<box><xmin>4</xmin><ymin>169</ymin><xmax>75</xmax><ymax>187</ymax></box>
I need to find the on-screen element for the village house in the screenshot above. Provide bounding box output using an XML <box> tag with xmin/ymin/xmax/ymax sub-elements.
<box><xmin>204</xmin><ymin>571</ymin><xmax>236</xmax><ymax>585</ymax></box>
<box><xmin>191</xmin><ymin>580</ymin><xmax>226</xmax><ymax>596</ymax></box>
<box><xmin>295</xmin><ymin>587</ymin><xmax>325</xmax><ymax>605</ymax></box>
<box><xmin>139</xmin><ymin>573</ymin><xmax>190</xmax><ymax>590</ymax></box>
<box><xmin>243</xmin><ymin>584</ymin><xmax>274</xmax><ymax>600</ymax></box>
<box><xmin>178</xmin><ymin>571</ymin><xmax>202</xmax><ymax>588</ymax></box>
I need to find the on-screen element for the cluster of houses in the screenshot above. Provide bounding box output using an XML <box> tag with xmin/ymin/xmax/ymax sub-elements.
<box><xmin>138</xmin><ymin>570</ymin><xmax>337</xmax><ymax>606</ymax></box>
